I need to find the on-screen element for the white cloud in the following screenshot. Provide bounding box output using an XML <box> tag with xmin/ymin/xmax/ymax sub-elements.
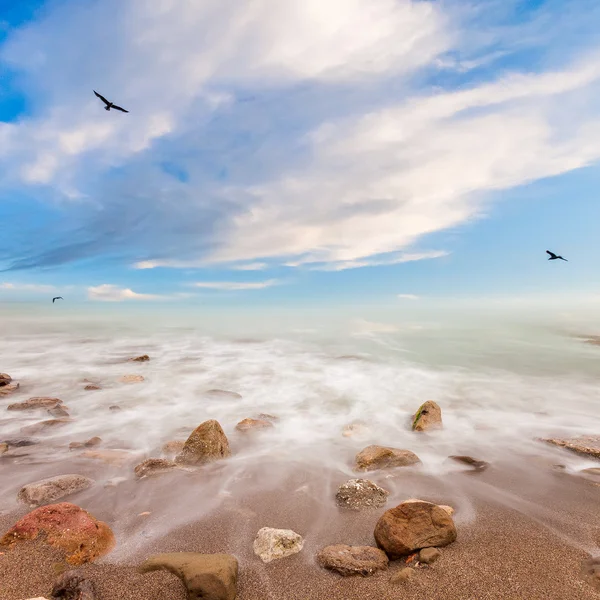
<box><xmin>231</xmin><ymin>262</ymin><xmax>268</xmax><ymax>271</ymax></box>
<box><xmin>397</xmin><ymin>294</ymin><xmax>419</xmax><ymax>300</ymax></box>
<box><xmin>192</xmin><ymin>279</ymin><xmax>279</xmax><ymax>290</ymax></box>
<box><xmin>0</xmin><ymin>282</ymin><xmax>58</xmax><ymax>293</ymax></box>
<box><xmin>87</xmin><ymin>284</ymin><xmax>164</xmax><ymax>302</ymax></box>
<box><xmin>293</xmin><ymin>251</ymin><xmax>448</xmax><ymax>271</ymax></box>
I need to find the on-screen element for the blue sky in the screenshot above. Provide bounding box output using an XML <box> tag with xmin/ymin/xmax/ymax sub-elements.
<box><xmin>1</xmin><ymin>0</ymin><xmax>600</xmax><ymax>308</ymax></box>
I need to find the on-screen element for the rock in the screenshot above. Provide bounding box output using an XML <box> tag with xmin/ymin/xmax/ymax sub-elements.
<box><xmin>20</xmin><ymin>419</ymin><xmax>72</xmax><ymax>435</ymax></box>
<box><xmin>257</xmin><ymin>413</ymin><xmax>279</xmax><ymax>422</ymax></box>
<box><xmin>317</xmin><ymin>544</ymin><xmax>388</xmax><ymax>576</ymax></box>
<box><xmin>205</xmin><ymin>389</ymin><xmax>242</xmax><ymax>400</ymax></box>
<box><xmin>253</xmin><ymin>527</ymin><xmax>304</xmax><ymax>563</ymax></box>
<box><xmin>134</xmin><ymin>458</ymin><xmax>178</xmax><ymax>478</ymax></box>
<box><xmin>0</xmin><ymin>382</ymin><xmax>19</xmax><ymax>395</ymax></box>
<box><xmin>129</xmin><ymin>354</ymin><xmax>150</xmax><ymax>362</ymax></box>
<box><xmin>109</xmin><ymin>405</ymin><xmax>121</xmax><ymax>412</ymax></box>
<box><xmin>48</xmin><ymin>406</ymin><xmax>70</xmax><ymax>418</ymax></box>
<box><xmin>342</xmin><ymin>422</ymin><xmax>370</xmax><ymax>438</ymax></box>
<box><xmin>390</xmin><ymin>567</ymin><xmax>415</xmax><ymax>584</ymax></box>
<box><xmin>235</xmin><ymin>418</ymin><xmax>274</xmax><ymax>433</ymax></box>
<box><xmin>84</xmin><ymin>384</ymin><xmax>101</xmax><ymax>391</ymax></box>
<box><xmin>161</xmin><ymin>440</ymin><xmax>185</xmax><ymax>456</ymax></box>
<box><xmin>448</xmin><ymin>455</ymin><xmax>489</xmax><ymax>472</ymax></box>
<box><xmin>374</xmin><ymin>500</ymin><xmax>457</xmax><ymax>558</ymax></box>
<box><xmin>335</xmin><ymin>479</ymin><xmax>389</xmax><ymax>510</ymax></box>
<box><xmin>80</xmin><ymin>449</ymin><xmax>133</xmax><ymax>466</ymax></box>
<box><xmin>119</xmin><ymin>374</ymin><xmax>144</xmax><ymax>383</ymax></box>
<box><xmin>0</xmin><ymin>442</ymin><xmax>7</xmax><ymax>455</ymax></box>
<box><xmin>8</xmin><ymin>397</ymin><xmax>63</xmax><ymax>411</ymax></box>
<box><xmin>0</xmin><ymin>502</ymin><xmax>115</xmax><ymax>565</ymax></box>
<box><xmin>355</xmin><ymin>445</ymin><xmax>421</xmax><ymax>472</ymax></box>
<box><xmin>412</xmin><ymin>400</ymin><xmax>443</xmax><ymax>432</ymax></box>
<box><xmin>4</xmin><ymin>438</ymin><xmax>36</xmax><ymax>447</ymax></box>
<box><xmin>18</xmin><ymin>474</ymin><xmax>94</xmax><ymax>506</ymax></box>
<box><xmin>542</xmin><ymin>436</ymin><xmax>600</xmax><ymax>460</ymax></box>
<box><xmin>175</xmin><ymin>420</ymin><xmax>231</xmax><ymax>466</ymax></box>
<box><xmin>419</xmin><ymin>547</ymin><xmax>442</xmax><ymax>564</ymax></box>
<box><xmin>439</xmin><ymin>505</ymin><xmax>455</xmax><ymax>516</ymax></box>
<box><xmin>51</xmin><ymin>569</ymin><xmax>95</xmax><ymax>600</ymax></box>
<box><xmin>139</xmin><ymin>552</ymin><xmax>238</xmax><ymax>600</ymax></box>
<box><xmin>69</xmin><ymin>437</ymin><xmax>102</xmax><ymax>450</ymax></box>
<box><xmin>0</xmin><ymin>373</ymin><xmax>11</xmax><ymax>386</ymax></box>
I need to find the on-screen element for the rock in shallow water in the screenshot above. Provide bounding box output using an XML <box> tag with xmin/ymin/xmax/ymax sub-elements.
<box><xmin>51</xmin><ymin>569</ymin><xmax>95</xmax><ymax>600</ymax></box>
<box><xmin>355</xmin><ymin>445</ymin><xmax>421</xmax><ymax>472</ymax></box>
<box><xmin>448</xmin><ymin>455</ymin><xmax>489</xmax><ymax>472</ymax></box>
<box><xmin>412</xmin><ymin>400</ymin><xmax>443</xmax><ymax>432</ymax></box>
<box><xmin>175</xmin><ymin>420</ymin><xmax>231</xmax><ymax>466</ymax></box>
<box><xmin>0</xmin><ymin>382</ymin><xmax>19</xmax><ymax>395</ymax></box>
<box><xmin>129</xmin><ymin>354</ymin><xmax>150</xmax><ymax>362</ymax></box>
<box><xmin>235</xmin><ymin>418</ymin><xmax>273</xmax><ymax>433</ymax></box>
<box><xmin>317</xmin><ymin>545</ymin><xmax>388</xmax><ymax>576</ymax></box>
<box><xmin>161</xmin><ymin>440</ymin><xmax>185</xmax><ymax>456</ymax></box>
<box><xmin>542</xmin><ymin>435</ymin><xmax>600</xmax><ymax>460</ymax></box>
<box><xmin>335</xmin><ymin>479</ymin><xmax>389</xmax><ymax>510</ymax></box>
<box><xmin>69</xmin><ymin>437</ymin><xmax>102</xmax><ymax>450</ymax></box>
<box><xmin>139</xmin><ymin>552</ymin><xmax>238</xmax><ymax>600</ymax></box>
<box><xmin>8</xmin><ymin>397</ymin><xmax>63</xmax><ymax>411</ymax></box>
<box><xmin>134</xmin><ymin>458</ymin><xmax>179</xmax><ymax>478</ymax></box>
<box><xmin>0</xmin><ymin>373</ymin><xmax>12</xmax><ymax>386</ymax></box>
<box><xmin>18</xmin><ymin>474</ymin><xmax>94</xmax><ymax>506</ymax></box>
<box><xmin>119</xmin><ymin>374</ymin><xmax>144</xmax><ymax>383</ymax></box>
<box><xmin>253</xmin><ymin>527</ymin><xmax>304</xmax><ymax>563</ymax></box>
<box><xmin>20</xmin><ymin>419</ymin><xmax>72</xmax><ymax>435</ymax></box>
<box><xmin>204</xmin><ymin>389</ymin><xmax>242</xmax><ymax>400</ymax></box>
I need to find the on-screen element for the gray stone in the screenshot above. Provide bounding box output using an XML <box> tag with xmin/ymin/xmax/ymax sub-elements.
<box><xmin>317</xmin><ymin>544</ymin><xmax>388</xmax><ymax>576</ymax></box>
<box><xmin>18</xmin><ymin>474</ymin><xmax>94</xmax><ymax>506</ymax></box>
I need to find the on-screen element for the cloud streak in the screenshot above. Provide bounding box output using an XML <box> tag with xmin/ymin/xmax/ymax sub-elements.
<box><xmin>191</xmin><ymin>279</ymin><xmax>279</xmax><ymax>290</ymax></box>
<box><xmin>87</xmin><ymin>284</ymin><xmax>165</xmax><ymax>302</ymax></box>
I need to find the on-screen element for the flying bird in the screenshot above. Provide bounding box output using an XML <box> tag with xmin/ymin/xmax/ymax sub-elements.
<box><xmin>93</xmin><ymin>90</ymin><xmax>128</xmax><ymax>113</ymax></box>
<box><xmin>52</xmin><ymin>297</ymin><xmax>63</xmax><ymax>303</ymax></box>
<box><xmin>546</xmin><ymin>250</ymin><xmax>568</xmax><ymax>262</ymax></box>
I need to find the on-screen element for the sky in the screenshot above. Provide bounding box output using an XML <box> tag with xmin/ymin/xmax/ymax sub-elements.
<box><xmin>1</xmin><ymin>0</ymin><xmax>600</xmax><ymax>310</ymax></box>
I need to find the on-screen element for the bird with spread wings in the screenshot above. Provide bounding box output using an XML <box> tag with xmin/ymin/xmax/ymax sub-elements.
<box><xmin>93</xmin><ymin>90</ymin><xmax>129</xmax><ymax>113</ymax></box>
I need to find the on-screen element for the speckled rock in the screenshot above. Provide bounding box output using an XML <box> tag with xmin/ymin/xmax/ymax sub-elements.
<box><xmin>175</xmin><ymin>420</ymin><xmax>231</xmax><ymax>466</ymax></box>
<box><xmin>18</xmin><ymin>474</ymin><xmax>94</xmax><ymax>506</ymax></box>
<box><xmin>253</xmin><ymin>527</ymin><xmax>304</xmax><ymax>563</ymax></box>
<box><xmin>412</xmin><ymin>400</ymin><xmax>443</xmax><ymax>431</ymax></box>
<box><xmin>355</xmin><ymin>445</ymin><xmax>421</xmax><ymax>472</ymax></box>
<box><xmin>335</xmin><ymin>479</ymin><xmax>389</xmax><ymax>510</ymax></box>
<box><xmin>134</xmin><ymin>458</ymin><xmax>178</xmax><ymax>478</ymax></box>
<box><xmin>317</xmin><ymin>545</ymin><xmax>388</xmax><ymax>576</ymax></box>
<box><xmin>51</xmin><ymin>569</ymin><xmax>95</xmax><ymax>600</ymax></box>
<box><xmin>235</xmin><ymin>418</ymin><xmax>274</xmax><ymax>433</ymax></box>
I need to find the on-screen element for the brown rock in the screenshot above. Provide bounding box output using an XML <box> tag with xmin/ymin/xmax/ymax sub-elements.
<box><xmin>48</xmin><ymin>406</ymin><xmax>70</xmax><ymax>418</ymax></box>
<box><xmin>419</xmin><ymin>547</ymin><xmax>441</xmax><ymax>564</ymax></box>
<box><xmin>439</xmin><ymin>505</ymin><xmax>455</xmax><ymax>516</ymax></box>
<box><xmin>0</xmin><ymin>382</ymin><xmax>19</xmax><ymax>395</ymax></box>
<box><xmin>161</xmin><ymin>440</ymin><xmax>186</xmax><ymax>456</ymax></box>
<box><xmin>18</xmin><ymin>474</ymin><xmax>94</xmax><ymax>506</ymax></box>
<box><xmin>317</xmin><ymin>545</ymin><xmax>388</xmax><ymax>576</ymax></box>
<box><xmin>355</xmin><ymin>445</ymin><xmax>421</xmax><ymax>472</ymax></box>
<box><xmin>257</xmin><ymin>413</ymin><xmax>279</xmax><ymax>422</ymax></box>
<box><xmin>134</xmin><ymin>458</ymin><xmax>178</xmax><ymax>478</ymax></box>
<box><xmin>412</xmin><ymin>400</ymin><xmax>443</xmax><ymax>432</ymax></box>
<box><xmin>335</xmin><ymin>479</ymin><xmax>389</xmax><ymax>510</ymax></box>
<box><xmin>0</xmin><ymin>442</ymin><xmax>7</xmax><ymax>455</ymax></box>
<box><xmin>448</xmin><ymin>455</ymin><xmax>489</xmax><ymax>472</ymax></box>
<box><xmin>20</xmin><ymin>419</ymin><xmax>72</xmax><ymax>435</ymax></box>
<box><xmin>0</xmin><ymin>502</ymin><xmax>115</xmax><ymax>565</ymax></box>
<box><xmin>51</xmin><ymin>569</ymin><xmax>95</xmax><ymax>600</ymax></box>
<box><xmin>8</xmin><ymin>397</ymin><xmax>63</xmax><ymax>411</ymax></box>
<box><xmin>390</xmin><ymin>567</ymin><xmax>415</xmax><ymax>584</ymax></box>
<box><xmin>175</xmin><ymin>420</ymin><xmax>231</xmax><ymax>466</ymax></box>
<box><xmin>542</xmin><ymin>435</ymin><xmax>600</xmax><ymax>460</ymax></box>
<box><xmin>109</xmin><ymin>405</ymin><xmax>122</xmax><ymax>412</ymax></box>
<box><xmin>84</xmin><ymin>384</ymin><xmax>101</xmax><ymax>391</ymax></box>
<box><xmin>0</xmin><ymin>373</ymin><xmax>11</xmax><ymax>386</ymax></box>
<box><xmin>139</xmin><ymin>552</ymin><xmax>238</xmax><ymax>600</ymax></box>
<box><xmin>205</xmin><ymin>389</ymin><xmax>242</xmax><ymax>400</ymax></box>
<box><xmin>374</xmin><ymin>500</ymin><xmax>457</xmax><ymax>558</ymax></box>
<box><xmin>119</xmin><ymin>374</ymin><xmax>144</xmax><ymax>383</ymax></box>
<box><xmin>235</xmin><ymin>418</ymin><xmax>274</xmax><ymax>432</ymax></box>
<box><xmin>129</xmin><ymin>354</ymin><xmax>150</xmax><ymax>362</ymax></box>
<box><xmin>69</xmin><ymin>436</ymin><xmax>102</xmax><ymax>451</ymax></box>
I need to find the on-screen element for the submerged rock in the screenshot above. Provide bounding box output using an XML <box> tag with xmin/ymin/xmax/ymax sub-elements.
<box><xmin>84</xmin><ymin>384</ymin><xmax>101</xmax><ymax>391</ymax></box>
<box><xmin>161</xmin><ymin>440</ymin><xmax>185</xmax><ymax>456</ymax></box>
<box><xmin>335</xmin><ymin>479</ymin><xmax>389</xmax><ymax>510</ymax></box>
<box><xmin>69</xmin><ymin>437</ymin><xmax>102</xmax><ymax>450</ymax></box>
<box><xmin>119</xmin><ymin>374</ymin><xmax>144</xmax><ymax>383</ymax></box>
<box><xmin>0</xmin><ymin>373</ymin><xmax>12</xmax><ymax>386</ymax></box>
<box><xmin>448</xmin><ymin>455</ymin><xmax>489</xmax><ymax>472</ymax></box>
<box><xmin>342</xmin><ymin>422</ymin><xmax>370</xmax><ymax>438</ymax></box>
<box><xmin>0</xmin><ymin>382</ymin><xmax>19</xmax><ymax>395</ymax></box>
<box><xmin>542</xmin><ymin>436</ymin><xmax>600</xmax><ymax>460</ymax></box>
<box><xmin>51</xmin><ymin>570</ymin><xmax>95</xmax><ymax>600</ymax></box>
<box><xmin>204</xmin><ymin>389</ymin><xmax>242</xmax><ymax>400</ymax></box>
<box><xmin>175</xmin><ymin>420</ymin><xmax>231</xmax><ymax>466</ymax></box>
<box><xmin>0</xmin><ymin>502</ymin><xmax>115</xmax><ymax>565</ymax></box>
<box><xmin>48</xmin><ymin>406</ymin><xmax>70</xmax><ymax>418</ymax></box>
<box><xmin>139</xmin><ymin>552</ymin><xmax>238</xmax><ymax>600</ymax></box>
<box><xmin>8</xmin><ymin>397</ymin><xmax>63</xmax><ymax>411</ymax></box>
<box><xmin>355</xmin><ymin>445</ymin><xmax>421</xmax><ymax>472</ymax></box>
<box><xmin>129</xmin><ymin>354</ymin><xmax>150</xmax><ymax>362</ymax></box>
<box><xmin>21</xmin><ymin>419</ymin><xmax>72</xmax><ymax>435</ymax></box>
<box><xmin>80</xmin><ymin>449</ymin><xmax>134</xmax><ymax>466</ymax></box>
<box><xmin>134</xmin><ymin>458</ymin><xmax>178</xmax><ymax>478</ymax></box>
<box><xmin>317</xmin><ymin>545</ymin><xmax>388</xmax><ymax>576</ymax></box>
<box><xmin>235</xmin><ymin>418</ymin><xmax>274</xmax><ymax>433</ymax></box>
<box><xmin>253</xmin><ymin>527</ymin><xmax>304</xmax><ymax>563</ymax></box>
<box><xmin>0</xmin><ymin>442</ymin><xmax>7</xmax><ymax>455</ymax></box>
<box><xmin>412</xmin><ymin>401</ymin><xmax>443</xmax><ymax>432</ymax></box>
<box><xmin>374</xmin><ymin>500</ymin><xmax>457</xmax><ymax>558</ymax></box>
<box><xmin>18</xmin><ymin>474</ymin><xmax>94</xmax><ymax>506</ymax></box>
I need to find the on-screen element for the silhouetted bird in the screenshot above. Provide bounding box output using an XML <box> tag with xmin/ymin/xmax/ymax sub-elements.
<box><xmin>52</xmin><ymin>297</ymin><xmax>63</xmax><ymax>303</ymax></box>
<box><xmin>93</xmin><ymin>90</ymin><xmax>128</xmax><ymax>113</ymax></box>
<box><xmin>546</xmin><ymin>250</ymin><xmax>567</xmax><ymax>262</ymax></box>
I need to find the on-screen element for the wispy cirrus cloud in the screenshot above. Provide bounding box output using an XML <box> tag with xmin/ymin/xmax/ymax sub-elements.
<box><xmin>191</xmin><ymin>280</ymin><xmax>279</xmax><ymax>291</ymax></box>
<box><xmin>291</xmin><ymin>251</ymin><xmax>448</xmax><ymax>271</ymax></box>
<box><xmin>87</xmin><ymin>284</ymin><xmax>165</xmax><ymax>302</ymax></box>
<box><xmin>397</xmin><ymin>294</ymin><xmax>420</xmax><ymax>300</ymax></box>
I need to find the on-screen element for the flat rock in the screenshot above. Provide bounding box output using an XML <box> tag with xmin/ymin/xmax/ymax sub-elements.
<box><xmin>18</xmin><ymin>474</ymin><xmax>94</xmax><ymax>506</ymax></box>
<box><xmin>335</xmin><ymin>479</ymin><xmax>389</xmax><ymax>510</ymax></box>
<box><xmin>355</xmin><ymin>445</ymin><xmax>421</xmax><ymax>472</ymax></box>
<box><xmin>21</xmin><ymin>419</ymin><xmax>72</xmax><ymax>436</ymax></box>
<box><xmin>139</xmin><ymin>552</ymin><xmax>238</xmax><ymax>600</ymax></box>
<box><xmin>412</xmin><ymin>400</ymin><xmax>443</xmax><ymax>432</ymax></box>
<box><xmin>0</xmin><ymin>373</ymin><xmax>11</xmax><ymax>386</ymax></box>
<box><xmin>161</xmin><ymin>440</ymin><xmax>185</xmax><ymax>456</ymax></box>
<box><xmin>317</xmin><ymin>545</ymin><xmax>388</xmax><ymax>576</ymax></box>
<box><xmin>0</xmin><ymin>382</ymin><xmax>19</xmax><ymax>395</ymax></box>
<box><xmin>80</xmin><ymin>449</ymin><xmax>134</xmax><ymax>466</ymax></box>
<box><xmin>448</xmin><ymin>455</ymin><xmax>489</xmax><ymax>472</ymax></box>
<box><xmin>175</xmin><ymin>420</ymin><xmax>231</xmax><ymax>466</ymax></box>
<box><xmin>109</xmin><ymin>405</ymin><xmax>122</xmax><ymax>412</ymax></box>
<box><xmin>134</xmin><ymin>458</ymin><xmax>179</xmax><ymax>478</ymax></box>
<box><xmin>204</xmin><ymin>389</ymin><xmax>242</xmax><ymax>400</ymax></box>
<box><xmin>542</xmin><ymin>436</ymin><xmax>600</xmax><ymax>460</ymax></box>
<box><xmin>129</xmin><ymin>354</ymin><xmax>150</xmax><ymax>362</ymax></box>
<box><xmin>8</xmin><ymin>397</ymin><xmax>63</xmax><ymax>411</ymax></box>
<box><xmin>374</xmin><ymin>500</ymin><xmax>457</xmax><ymax>558</ymax></box>
<box><xmin>84</xmin><ymin>384</ymin><xmax>101</xmax><ymax>391</ymax></box>
<box><xmin>119</xmin><ymin>374</ymin><xmax>144</xmax><ymax>383</ymax></box>
<box><xmin>235</xmin><ymin>418</ymin><xmax>274</xmax><ymax>433</ymax></box>
<box><xmin>253</xmin><ymin>527</ymin><xmax>304</xmax><ymax>563</ymax></box>
<box><xmin>51</xmin><ymin>569</ymin><xmax>95</xmax><ymax>600</ymax></box>
<box><xmin>0</xmin><ymin>502</ymin><xmax>115</xmax><ymax>565</ymax></box>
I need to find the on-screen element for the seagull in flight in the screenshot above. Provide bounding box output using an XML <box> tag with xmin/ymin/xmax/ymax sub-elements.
<box><xmin>546</xmin><ymin>250</ymin><xmax>568</xmax><ymax>262</ymax></box>
<box><xmin>52</xmin><ymin>297</ymin><xmax>63</xmax><ymax>303</ymax></box>
<box><xmin>93</xmin><ymin>90</ymin><xmax>128</xmax><ymax>113</ymax></box>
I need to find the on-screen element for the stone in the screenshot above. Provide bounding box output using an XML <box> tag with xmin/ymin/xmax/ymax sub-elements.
<box><xmin>335</xmin><ymin>479</ymin><xmax>389</xmax><ymax>510</ymax></box>
<box><xmin>119</xmin><ymin>374</ymin><xmax>144</xmax><ymax>383</ymax></box>
<box><xmin>80</xmin><ymin>449</ymin><xmax>133</xmax><ymax>466</ymax></box>
<box><xmin>161</xmin><ymin>440</ymin><xmax>185</xmax><ymax>456</ymax></box>
<box><xmin>18</xmin><ymin>474</ymin><xmax>94</xmax><ymax>506</ymax></box>
<box><xmin>253</xmin><ymin>527</ymin><xmax>304</xmax><ymax>563</ymax></box>
<box><xmin>374</xmin><ymin>500</ymin><xmax>457</xmax><ymax>558</ymax></box>
<box><xmin>51</xmin><ymin>569</ymin><xmax>95</xmax><ymax>600</ymax></box>
<box><xmin>412</xmin><ymin>401</ymin><xmax>443</xmax><ymax>432</ymax></box>
<box><xmin>355</xmin><ymin>445</ymin><xmax>421</xmax><ymax>472</ymax></box>
<box><xmin>175</xmin><ymin>420</ymin><xmax>231</xmax><ymax>466</ymax></box>
<box><xmin>257</xmin><ymin>413</ymin><xmax>279</xmax><ymax>422</ymax></box>
<box><xmin>109</xmin><ymin>405</ymin><xmax>121</xmax><ymax>411</ymax></box>
<box><xmin>69</xmin><ymin>437</ymin><xmax>102</xmax><ymax>450</ymax></box>
<box><xmin>0</xmin><ymin>442</ymin><xmax>7</xmax><ymax>455</ymax></box>
<box><xmin>20</xmin><ymin>419</ymin><xmax>72</xmax><ymax>435</ymax></box>
<box><xmin>235</xmin><ymin>418</ymin><xmax>274</xmax><ymax>433</ymax></box>
<box><xmin>84</xmin><ymin>384</ymin><xmax>101</xmax><ymax>391</ymax></box>
<box><xmin>448</xmin><ymin>455</ymin><xmax>489</xmax><ymax>472</ymax></box>
<box><xmin>204</xmin><ymin>389</ymin><xmax>242</xmax><ymax>400</ymax></box>
<box><xmin>134</xmin><ymin>458</ymin><xmax>178</xmax><ymax>478</ymax></box>
<box><xmin>3</xmin><ymin>438</ymin><xmax>36</xmax><ymax>447</ymax></box>
<box><xmin>390</xmin><ymin>567</ymin><xmax>415</xmax><ymax>584</ymax></box>
<box><xmin>439</xmin><ymin>505</ymin><xmax>455</xmax><ymax>516</ymax></box>
<box><xmin>48</xmin><ymin>406</ymin><xmax>70</xmax><ymax>418</ymax></box>
<box><xmin>542</xmin><ymin>436</ymin><xmax>600</xmax><ymax>460</ymax></box>
<box><xmin>419</xmin><ymin>547</ymin><xmax>442</xmax><ymax>564</ymax></box>
<box><xmin>0</xmin><ymin>373</ymin><xmax>11</xmax><ymax>386</ymax></box>
<box><xmin>139</xmin><ymin>552</ymin><xmax>238</xmax><ymax>600</ymax></box>
<box><xmin>0</xmin><ymin>502</ymin><xmax>115</xmax><ymax>565</ymax></box>
<box><xmin>317</xmin><ymin>545</ymin><xmax>388</xmax><ymax>576</ymax></box>
<box><xmin>342</xmin><ymin>422</ymin><xmax>370</xmax><ymax>438</ymax></box>
<box><xmin>8</xmin><ymin>397</ymin><xmax>63</xmax><ymax>411</ymax></box>
<box><xmin>0</xmin><ymin>382</ymin><xmax>19</xmax><ymax>395</ymax></box>
<box><xmin>129</xmin><ymin>354</ymin><xmax>150</xmax><ymax>362</ymax></box>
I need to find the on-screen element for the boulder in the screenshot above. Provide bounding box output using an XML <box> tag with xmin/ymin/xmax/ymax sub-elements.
<box><xmin>84</xmin><ymin>384</ymin><xmax>101</xmax><ymax>391</ymax></box>
<box><xmin>8</xmin><ymin>397</ymin><xmax>63</xmax><ymax>411</ymax></box>
<box><xmin>335</xmin><ymin>479</ymin><xmax>389</xmax><ymax>510</ymax></box>
<box><xmin>390</xmin><ymin>567</ymin><xmax>415</xmax><ymax>584</ymax></box>
<box><xmin>419</xmin><ymin>547</ymin><xmax>441</xmax><ymax>564</ymax></box>
<box><xmin>0</xmin><ymin>382</ymin><xmax>19</xmax><ymax>395</ymax></box>
<box><xmin>0</xmin><ymin>373</ymin><xmax>11</xmax><ymax>386</ymax></box>
<box><xmin>317</xmin><ymin>545</ymin><xmax>388</xmax><ymax>576</ymax></box>
<box><xmin>161</xmin><ymin>440</ymin><xmax>185</xmax><ymax>456</ymax></box>
<box><xmin>139</xmin><ymin>552</ymin><xmax>238</xmax><ymax>600</ymax></box>
<box><xmin>69</xmin><ymin>437</ymin><xmax>102</xmax><ymax>450</ymax></box>
<box><xmin>448</xmin><ymin>455</ymin><xmax>489</xmax><ymax>472</ymax></box>
<box><xmin>51</xmin><ymin>570</ymin><xmax>95</xmax><ymax>600</ymax></box>
<box><xmin>134</xmin><ymin>458</ymin><xmax>178</xmax><ymax>478</ymax></box>
<box><xmin>412</xmin><ymin>401</ymin><xmax>443</xmax><ymax>432</ymax></box>
<box><xmin>204</xmin><ymin>389</ymin><xmax>242</xmax><ymax>400</ymax></box>
<box><xmin>235</xmin><ymin>418</ymin><xmax>274</xmax><ymax>433</ymax></box>
<box><xmin>253</xmin><ymin>527</ymin><xmax>304</xmax><ymax>563</ymax></box>
<box><xmin>18</xmin><ymin>474</ymin><xmax>94</xmax><ymax>506</ymax></box>
<box><xmin>355</xmin><ymin>445</ymin><xmax>421</xmax><ymax>472</ymax></box>
<box><xmin>374</xmin><ymin>500</ymin><xmax>457</xmax><ymax>558</ymax></box>
<box><xmin>175</xmin><ymin>420</ymin><xmax>231</xmax><ymax>466</ymax></box>
<box><xmin>119</xmin><ymin>375</ymin><xmax>144</xmax><ymax>383</ymax></box>
<box><xmin>542</xmin><ymin>435</ymin><xmax>600</xmax><ymax>460</ymax></box>
<box><xmin>129</xmin><ymin>355</ymin><xmax>150</xmax><ymax>362</ymax></box>
<box><xmin>20</xmin><ymin>419</ymin><xmax>72</xmax><ymax>435</ymax></box>
<box><xmin>0</xmin><ymin>502</ymin><xmax>115</xmax><ymax>565</ymax></box>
